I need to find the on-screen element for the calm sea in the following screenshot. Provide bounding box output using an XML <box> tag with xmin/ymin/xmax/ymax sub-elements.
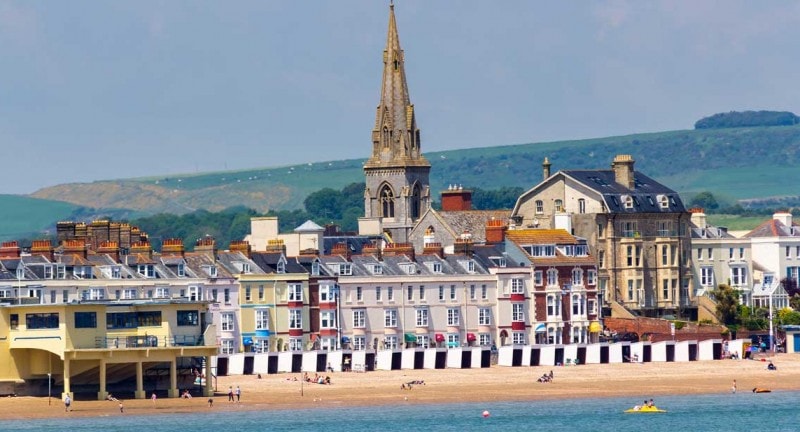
<box><xmin>1</xmin><ymin>391</ymin><xmax>797</xmax><ymax>431</ymax></box>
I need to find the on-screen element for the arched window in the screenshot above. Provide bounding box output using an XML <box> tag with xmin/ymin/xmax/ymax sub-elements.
<box><xmin>382</xmin><ymin>127</ymin><xmax>390</xmax><ymax>148</ymax></box>
<box><xmin>380</xmin><ymin>185</ymin><xmax>395</xmax><ymax>218</ymax></box>
<box><xmin>578</xmin><ymin>198</ymin><xmax>586</xmax><ymax>214</ymax></box>
<box><xmin>410</xmin><ymin>184</ymin><xmax>422</xmax><ymax>220</ymax></box>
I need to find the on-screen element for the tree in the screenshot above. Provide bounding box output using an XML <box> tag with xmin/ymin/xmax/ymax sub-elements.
<box><xmin>711</xmin><ymin>284</ymin><xmax>739</xmax><ymax>325</ymax></box>
<box><xmin>689</xmin><ymin>191</ymin><xmax>719</xmax><ymax>211</ymax></box>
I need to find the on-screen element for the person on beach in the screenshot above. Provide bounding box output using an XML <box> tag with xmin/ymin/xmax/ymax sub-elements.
<box><xmin>118</xmin><ymin>401</ymin><xmax>124</xmax><ymax>413</ymax></box>
<box><xmin>235</xmin><ymin>385</ymin><xmax>241</xmax><ymax>403</ymax></box>
<box><xmin>207</xmin><ymin>398</ymin><xmax>214</xmax><ymax>407</ymax></box>
<box><xmin>228</xmin><ymin>386</ymin><xmax>234</xmax><ymax>402</ymax></box>
<box><xmin>151</xmin><ymin>392</ymin><xmax>157</xmax><ymax>405</ymax></box>
<box><xmin>64</xmin><ymin>394</ymin><xmax>71</xmax><ymax>412</ymax></box>
<box><xmin>732</xmin><ymin>379</ymin><xmax>737</xmax><ymax>393</ymax></box>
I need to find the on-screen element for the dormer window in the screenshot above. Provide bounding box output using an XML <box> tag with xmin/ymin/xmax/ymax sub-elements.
<box><xmin>658</xmin><ymin>195</ymin><xmax>669</xmax><ymax>209</ymax></box>
<box><xmin>16</xmin><ymin>267</ymin><xmax>24</xmax><ymax>279</ymax></box>
<box><xmin>489</xmin><ymin>256</ymin><xmax>506</xmax><ymax>267</ymax></box>
<box><xmin>138</xmin><ymin>264</ymin><xmax>155</xmax><ymax>278</ymax></box>
<box><xmin>111</xmin><ymin>266</ymin><xmax>121</xmax><ymax>279</ymax></box>
<box><xmin>430</xmin><ymin>262</ymin><xmax>442</xmax><ymax>274</ymax></box>
<box><xmin>44</xmin><ymin>265</ymin><xmax>53</xmax><ymax>279</ymax></box>
<box><xmin>311</xmin><ymin>260</ymin><xmax>320</xmax><ymax>276</ymax></box>
<box><xmin>372</xmin><ymin>264</ymin><xmax>383</xmax><ymax>275</ymax></box>
<box><xmin>277</xmin><ymin>260</ymin><xmax>286</xmax><ymax>274</ymax></box>
<box><xmin>56</xmin><ymin>265</ymin><xmax>66</xmax><ymax>279</ymax></box>
<box><xmin>622</xmin><ymin>195</ymin><xmax>634</xmax><ymax>209</ymax></box>
<box><xmin>206</xmin><ymin>266</ymin><xmax>218</xmax><ymax>278</ymax></box>
<box><xmin>466</xmin><ymin>260</ymin><xmax>475</xmax><ymax>273</ymax></box>
<box><xmin>177</xmin><ymin>263</ymin><xmax>186</xmax><ymax>277</ymax></box>
<box><xmin>401</xmin><ymin>263</ymin><xmax>416</xmax><ymax>275</ymax></box>
<box><xmin>74</xmin><ymin>266</ymin><xmax>93</xmax><ymax>279</ymax></box>
<box><xmin>338</xmin><ymin>263</ymin><xmax>352</xmax><ymax>276</ymax></box>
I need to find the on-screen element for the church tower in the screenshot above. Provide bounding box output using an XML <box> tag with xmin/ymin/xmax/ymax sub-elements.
<box><xmin>362</xmin><ymin>3</ymin><xmax>431</xmax><ymax>243</ymax></box>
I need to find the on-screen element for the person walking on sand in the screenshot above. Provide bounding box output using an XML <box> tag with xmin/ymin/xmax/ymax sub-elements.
<box><xmin>151</xmin><ymin>391</ymin><xmax>157</xmax><ymax>405</ymax></box>
<box><xmin>119</xmin><ymin>401</ymin><xmax>124</xmax><ymax>413</ymax></box>
<box><xmin>235</xmin><ymin>385</ymin><xmax>241</xmax><ymax>403</ymax></box>
<box><xmin>228</xmin><ymin>386</ymin><xmax>234</xmax><ymax>402</ymax></box>
<box><xmin>64</xmin><ymin>394</ymin><xmax>71</xmax><ymax>412</ymax></box>
<box><xmin>732</xmin><ymin>379</ymin><xmax>737</xmax><ymax>394</ymax></box>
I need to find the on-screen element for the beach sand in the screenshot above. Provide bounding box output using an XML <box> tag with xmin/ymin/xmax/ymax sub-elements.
<box><xmin>2</xmin><ymin>354</ymin><xmax>798</xmax><ymax>420</ymax></box>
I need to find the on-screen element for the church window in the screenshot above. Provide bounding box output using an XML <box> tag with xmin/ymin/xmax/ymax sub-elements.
<box><xmin>380</xmin><ymin>185</ymin><xmax>395</xmax><ymax>218</ymax></box>
<box><xmin>411</xmin><ymin>184</ymin><xmax>422</xmax><ymax>219</ymax></box>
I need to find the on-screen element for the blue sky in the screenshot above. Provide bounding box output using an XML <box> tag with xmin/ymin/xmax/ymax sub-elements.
<box><xmin>2</xmin><ymin>1</ymin><xmax>799</xmax><ymax>194</ymax></box>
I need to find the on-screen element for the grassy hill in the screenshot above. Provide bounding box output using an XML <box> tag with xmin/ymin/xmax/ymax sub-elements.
<box><xmin>29</xmin><ymin>125</ymin><xmax>800</xmax><ymax>215</ymax></box>
<box><xmin>0</xmin><ymin>195</ymin><xmax>80</xmax><ymax>240</ymax></box>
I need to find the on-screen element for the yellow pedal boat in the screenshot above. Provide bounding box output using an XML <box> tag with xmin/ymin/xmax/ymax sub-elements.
<box><xmin>624</xmin><ymin>406</ymin><xmax>667</xmax><ymax>413</ymax></box>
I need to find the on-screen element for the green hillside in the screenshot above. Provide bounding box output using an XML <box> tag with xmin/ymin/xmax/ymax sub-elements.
<box><xmin>30</xmin><ymin>125</ymin><xmax>800</xmax><ymax>215</ymax></box>
<box><xmin>0</xmin><ymin>195</ymin><xmax>80</xmax><ymax>240</ymax></box>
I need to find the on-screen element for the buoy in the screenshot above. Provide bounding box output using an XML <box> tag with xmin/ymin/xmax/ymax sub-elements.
<box><xmin>482</xmin><ymin>410</ymin><xmax>490</xmax><ymax>418</ymax></box>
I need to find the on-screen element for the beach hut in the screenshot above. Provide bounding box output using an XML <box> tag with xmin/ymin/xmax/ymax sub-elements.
<box><xmin>784</xmin><ymin>325</ymin><xmax>800</xmax><ymax>352</ymax></box>
<box><xmin>252</xmin><ymin>353</ymin><xmax>271</xmax><ymax>374</ymax></box>
<box><xmin>608</xmin><ymin>342</ymin><xmax>627</xmax><ymax>363</ymax></box>
<box><xmin>650</xmin><ymin>341</ymin><xmax>671</xmax><ymax>362</ymax></box>
<box><xmin>446</xmin><ymin>347</ymin><xmax>463</xmax><ymax>369</ymax></box>
<box><xmin>227</xmin><ymin>353</ymin><xmax>246</xmax><ymax>375</ymax></box>
<box><xmin>327</xmin><ymin>351</ymin><xmax>344</xmax><ymax>372</ymax></box>
<box><xmin>725</xmin><ymin>339</ymin><xmax>746</xmax><ymax>359</ymax></box>
<box><xmin>351</xmin><ymin>350</ymin><xmax>368</xmax><ymax>372</ymax></box>
<box><xmin>376</xmin><ymin>350</ymin><xmax>394</xmax><ymax>371</ymax></box>
<box><xmin>277</xmin><ymin>352</ymin><xmax>294</xmax><ymax>373</ymax></box>
<box><xmin>521</xmin><ymin>346</ymin><xmax>533</xmax><ymax>367</ymax></box>
<box><xmin>539</xmin><ymin>345</ymin><xmax>556</xmax><ymax>366</ymax></box>
<box><xmin>674</xmin><ymin>340</ymin><xmax>696</xmax><ymax>362</ymax></box>
<box><xmin>497</xmin><ymin>346</ymin><xmax>514</xmax><ymax>366</ymax></box>
<box><xmin>468</xmin><ymin>347</ymin><xmax>486</xmax><ymax>368</ymax></box>
<box><xmin>563</xmin><ymin>344</ymin><xmax>578</xmax><ymax>365</ymax></box>
<box><xmin>401</xmin><ymin>349</ymin><xmax>416</xmax><ymax>369</ymax></box>
<box><xmin>698</xmin><ymin>339</ymin><xmax>723</xmax><ymax>360</ymax></box>
<box><xmin>585</xmin><ymin>343</ymin><xmax>603</xmax><ymax>364</ymax></box>
<box><xmin>302</xmin><ymin>351</ymin><xmax>320</xmax><ymax>372</ymax></box>
<box><xmin>630</xmin><ymin>341</ymin><xmax>651</xmax><ymax>362</ymax></box>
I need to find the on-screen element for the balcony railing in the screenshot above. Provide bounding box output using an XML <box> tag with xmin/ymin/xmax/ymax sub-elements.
<box><xmin>92</xmin><ymin>334</ymin><xmax>204</xmax><ymax>349</ymax></box>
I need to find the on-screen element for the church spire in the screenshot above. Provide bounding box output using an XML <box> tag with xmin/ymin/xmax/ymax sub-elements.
<box><xmin>365</xmin><ymin>2</ymin><xmax>430</xmax><ymax>169</ymax></box>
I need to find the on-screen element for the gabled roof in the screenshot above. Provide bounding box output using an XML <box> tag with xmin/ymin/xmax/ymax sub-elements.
<box><xmin>505</xmin><ymin>229</ymin><xmax>578</xmax><ymax>245</ymax></box>
<box><xmin>419</xmin><ymin>209</ymin><xmax>511</xmax><ymax>243</ymax></box>
<box><xmin>743</xmin><ymin>218</ymin><xmax>800</xmax><ymax>238</ymax></box>
<box><xmin>563</xmin><ymin>170</ymin><xmax>685</xmax><ymax>214</ymax></box>
<box><xmin>294</xmin><ymin>220</ymin><xmax>324</xmax><ymax>232</ymax></box>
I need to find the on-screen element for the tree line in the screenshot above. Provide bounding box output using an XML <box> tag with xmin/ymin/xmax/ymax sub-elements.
<box><xmin>695</xmin><ymin>110</ymin><xmax>799</xmax><ymax>129</ymax></box>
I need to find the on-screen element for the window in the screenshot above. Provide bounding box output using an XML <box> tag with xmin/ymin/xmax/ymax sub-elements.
<box><xmin>62</xmin><ymin>290</ymin><xmax>68</xmax><ymax>303</ymax></box>
<box><xmin>659</xmin><ymin>195</ymin><xmax>669</xmax><ymax>209</ymax></box>
<box><xmin>111</xmin><ymin>266</ymin><xmax>121</xmax><ymax>279</ymax></box>
<box><xmin>276</xmin><ymin>261</ymin><xmax>285</xmax><ymax>274</ymax></box>
<box><xmin>288</xmin><ymin>284</ymin><xmax>303</xmax><ymax>302</ymax></box>
<box><xmin>547</xmin><ymin>269</ymin><xmax>558</xmax><ymax>286</ymax></box>
<box><xmin>289</xmin><ymin>309</ymin><xmax>302</xmax><ymax>329</ymax></box>
<box><xmin>697</xmin><ymin>248</ymin><xmax>702</xmax><ymax>260</ymax></box>
<box><xmin>224</xmin><ymin>288</ymin><xmax>230</xmax><ymax>303</ymax></box>
<box><xmin>622</xmin><ymin>221</ymin><xmax>638</xmax><ymax>237</ymax></box>
<box><xmin>356</xmin><ymin>286</ymin><xmax>363</xmax><ymax>302</ymax></box>
<box><xmin>384</xmin><ymin>309</ymin><xmax>397</xmax><ymax>327</ymax></box>
<box><xmin>82</xmin><ymin>288</ymin><xmax>105</xmax><ymax>301</ymax></box>
<box><xmin>787</xmin><ymin>246</ymin><xmax>792</xmax><ymax>258</ymax></box>
<box><xmin>245</xmin><ymin>285</ymin><xmax>252</xmax><ymax>302</ymax></box>
<box><xmin>375</xmin><ymin>286</ymin><xmax>382</xmax><ymax>301</ymax></box>
<box><xmin>289</xmin><ymin>338</ymin><xmax>303</xmax><ymax>352</ymax></box>
<box><xmin>371</xmin><ymin>264</ymin><xmax>383</xmax><ymax>275</ymax></box>
<box><xmin>122</xmin><ymin>289</ymin><xmax>137</xmax><ymax>300</ymax></box>
<box><xmin>662</xmin><ymin>279</ymin><xmax>669</xmax><ymax>300</ymax></box>
<box><xmin>469</xmin><ymin>284</ymin><xmax>476</xmax><ymax>300</ymax></box>
<box><xmin>221</xmin><ymin>313</ymin><xmax>235</xmax><ymax>331</ymax></box>
<box><xmin>447</xmin><ymin>308</ymin><xmax>460</xmax><ymax>326</ymax></box>
<box><xmin>478</xmin><ymin>308</ymin><xmax>491</xmax><ymax>325</ymax></box>
<box><xmin>623</xmin><ymin>195</ymin><xmax>633</xmax><ymax>209</ymax></box>
<box><xmin>419</xmin><ymin>285</ymin><xmax>425</xmax><ymax>300</ymax></box>
<box><xmin>511</xmin><ymin>278</ymin><xmax>524</xmax><ymax>294</ymax></box>
<box><xmin>384</xmin><ymin>335</ymin><xmax>398</xmax><ymax>349</ymax></box>
<box><xmin>321</xmin><ymin>311</ymin><xmax>336</xmax><ymax>329</ymax></box>
<box><xmin>635</xmin><ymin>246</ymin><xmax>641</xmax><ymax>266</ymax></box>
<box><xmin>177</xmin><ymin>310</ymin><xmax>199</xmax><ymax>326</ymax></box>
<box><xmin>598</xmin><ymin>222</ymin><xmax>605</xmax><ymax>238</ymax></box>
<box><xmin>56</xmin><ymin>265</ymin><xmax>66</xmax><ymax>279</ymax></box>
<box><xmin>387</xmin><ymin>286</ymin><xmax>394</xmax><ymax>301</ymax></box>
<box><xmin>662</xmin><ymin>245</ymin><xmax>669</xmax><ymax>266</ymax></box>
<box><xmin>466</xmin><ymin>261</ymin><xmax>476</xmax><ymax>273</ymax></box>
<box><xmin>447</xmin><ymin>333</ymin><xmax>460</xmax><ymax>347</ymax></box>
<box><xmin>154</xmin><ymin>287</ymin><xmax>169</xmax><ymax>298</ymax></box>
<box><xmin>137</xmin><ymin>264</ymin><xmax>155</xmax><ymax>278</ymax></box>
<box><xmin>627</xmin><ymin>280</ymin><xmax>634</xmax><ymax>301</ymax></box>
<box><xmin>338</xmin><ymin>263</ymin><xmax>352</xmax><ymax>276</ymax></box>
<box><xmin>188</xmin><ymin>286</ymin><xmax>202</xmax><ymax>301</ymax></box>
<box><xmin>416</xmin><ymin>335</ymin><xmax>430</xmax><ymax>349</ymax></box>
<box><xmin>598</xmin><ymin>251</ymin><xmax>605</xmax><ymax>268</ymax></box>
<box><xmin>731</xmin><ymin>267</ymin><xmax>747</xmax><ymax>286</ymax></box>
<box><xmin>312</xmin><ymin>260</ymin><xmax>320</xmax><ymax>276</ymax></box>
<box><xmin>578</xmin><ymin>198</ymin><xmax>586</xmax><ymax>214</ymax></box>
<box><xmin>707</xmin><ymin>248</ymin><xmax>713</xmax><ymax>260</ymax></box>
<box><xmin>431</xmin><ymin>262</ymin><xmax>442</xmax><ymax>273</ymax></box>
<box><xmin>534</xmin><ymin>271</ymin><xmax>543</xmax><ymax>286</ymax></box>
<box><xmin>554</xmin><ymin>199</ymin><xmax>564</xmax><ymax>212</ymax></box>
<box><xmin>450</xmin><ymin>285</ymin><xmax>457</xmax><ymax>300</ymax></box>
<box><xmin>255</xmin><ymin>309</ymin><xmax>269</xmax><ymax>330</ymax></box>
<box><xmin>481</xmin><ymin>284</ymin><xmax>488</xmax><ymax>300</ymax></box>
<box><xmin>416</xmin><ymin>308</ymin><xmax>429</xmax><ymax>327</ymax></box>
<box><xmin>626</xmin><ymin>246</ymin><xmax>633</xmax><ymax>266</ymax></box>
<box><xmin>320</xmin><ymin>285</ymin><xmax>332</xmax><ymax>302</ymax></box>
<box><xmin>571</xmin><ymin>268</ymin><xmax>583</xmax><ymax>286</ymax></box>
<box><xmin>729</xmin><ymin>248</ymin><xmax>734</xmax><ymax>260</ymax></box>
<box><xmin>254</xmin><ymin>338</ymin><xmax>270</xmax><ymax>353</ymax></box>
<box><xmin>701</xmin><ymin>267</ymin><xmax>715</xmax><ymax>287</ymax></box>
<box><xmin>74</xmin><ymin>312</ymin><xmax>96</xmax><ymax>328</ymax></box>
<box><xmin>547</xmin><ymin>294</ymin><xmax>560</xmax><ymax>316</ymax></box>
<box><xmin>407</xmin><ymin>286</ymin><xmax>413</xmax><ymax>301</ymax></box>
<box><xmin>512</xmin><ymin>303</ymin><xmax>524</xmax><ymax>322</ymax></box>
<box><xmin>177</xmin><ymin>263</ymin><xmax>185</xmax><ymax>277</ymax></box>
<box><xmin>438</xmin><ymin>285</ymin><xmax>445</xmax><ymax>301</ymax></box>
<box><xmin>587</xmin><ymin>269</ymin><xmax>597</xmax><ymax>285</ymax></box>
<box><xmin>352</xmin><ymin>336</ymin><xmax>366</xmax><ymax>351</ymax></box>
<box><xmin>352</xmin><ymin>309</ymin><xmax>366</xmax><ymax>328</ymax></box>
<box><xmin>512</xmin><ymin>332</ymin><xmax>526</xmax><ymax>345</ymax></box>
<box><xmin>739</xmin><ymin>248</ymin><xmax>745</xmax><ymax>259</ymax></box>
<box><xmin>535</xmin><ymin>200</ymin><xmax>544</xmax><ymax>214</ymax></box>
<box><xmin>50</xmin><ymin>290</ymin><xmax>56</xmax><ymax>304</ymax></box>
<box><xmin>220</xmin><ymin>339</ymin><xmax>234</xmax><ymax>355</ymax></box>
<box><xmin>479</xmin><ymin>334</ymin><xmax>491</xmax><ymax>346</ymax></box>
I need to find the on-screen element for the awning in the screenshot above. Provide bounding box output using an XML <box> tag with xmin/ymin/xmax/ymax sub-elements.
<box><xmin>242</xmin><ymin>337</ymin><xmax>253</xmax><ymax>345</ymax></box>
<box><xmin>534</xmin><ymin>323</ymin><xmax>546</xmax><ymax>333</ymax></box>
<box><xmin>435</xmin><ymin>333</ymin><xmax>445</xmax><ymax>342</ymax></box>
<box><xmin>404</xmin><ymin>333</ymin><xmax>418</xmax><ymax>343</ymax></box>
<box><xmin>589</xmin><ymin>321</ymin><xmax>603</xmax><ymax>333</ymax></box>
<box><xmin>341</xmin><ymin>336</ymin><xmax>351</xmax><ymax>343</ymax></box>
<box><xmin>466</xmin><ymin>333</ymin><xmax>476</xmax><ymax>342</ymax></box>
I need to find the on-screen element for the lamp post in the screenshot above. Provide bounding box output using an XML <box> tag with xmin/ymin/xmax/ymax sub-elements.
<box><xmin>332</xmin><ymin>284</ymin><xmax>341</xmax><ymax>350</ymax></box>
<box><xmin>768</xmin><ymin>288</ymin><xmax>774</xmax><ymax>353</ymax></box>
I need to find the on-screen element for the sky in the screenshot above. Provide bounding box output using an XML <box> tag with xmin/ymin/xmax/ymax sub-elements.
<box><xmin>2</xmin><ymin>1</ymin><xmax>800</xmax><ymax>194</ymax></box>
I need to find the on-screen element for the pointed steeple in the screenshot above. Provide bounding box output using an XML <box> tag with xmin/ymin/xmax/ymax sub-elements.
<box><xmin>365</xmin><ymin>3</ymin><xmax>430</xmax><ymax>169</ymax></box>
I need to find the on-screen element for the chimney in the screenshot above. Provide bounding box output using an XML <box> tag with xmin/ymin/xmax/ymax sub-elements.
<box><xmin>331</xmin><ymin>242</ymin><xmax>352</xmax><ymax>259</ymax></box>
<box><xmin>611</xmin><ymin>154</ymin><xmax>636</xmax><ymax>189</ymax></box>
<box><xmin>194</xmin><ymin>236</ymin><xmax>217</xmax><ymax>259</ymax></box>
<box><xmin>485</xmin><ymin>218</ymin><xmax>508</xmax><ymax>244</ymax></box>
<box><xmin>383</xmin><ymin>242</ymin><xmax>415</xmax><ymax>260</ymax></box>
<box><xmin>362</xmin><ymin>241</ymin><xmax>381</xmax><ymax>259</ymax></box>
<box><xmin>62</xmin><ymin>239</ymin><xmax>88</xmax><ymax>259</ymax></box>
<box><xmin>161</xmin><ymin>238</ymin><xmax>186</xmax><ymax>258</ymax></box>
<box><xmin>229</xmin><ymin>240</ymin><xmax>252</xmax><ymax>258</ymax></box>
<box><xmin>689</xmin><ymin>208</ymin><xmax>707</xmax><ymax>230</ymax></box>
<box><xmin>129</xmin><ymin>241</ymin><xmax>152</xmax><ymax>259</ymax></box>
<box><xmin>97</xmin><ymin>241</ymin><xmax>121</xmax><ymax>263</ymax></box>
<box><xmin>454</xmin><ymin>230</ymin><xmax>474</xmax><ymax>256</ymax></box>
<box><xmin>30</xmin><ymin>239</ymin><xmax>54</xmax><ymax>261</ymax></box>
<box><xmin>0</xmin><ymin>241</ymin><xmax>20</xmax><ymax>259</ymax></box>
<box><xmin>542</xmin><ymin>157</ymin><xmax>551</xmax><ymax>180</ymax></box>
<box><xmin>422</xmin><ymin>242</ymin><xmax>444</xmax><ymax>258</ymax></box>
<box><xmin>441</xmin><ymin>185</ymin><xmax>472</xmax><ymax>211</ymax></box>
<box><xmin>265</xmin><ymin>239</ymin><xmax>286</xmax><ymax>254</ymax></box>
<box><xmin>773</xmin><ymin>211</ymin><xmax>793</xmax><ymax>228</ymax></box>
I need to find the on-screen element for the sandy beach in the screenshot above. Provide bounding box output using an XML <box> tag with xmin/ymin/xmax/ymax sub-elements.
<box><xmin>2</xmin><ymin>354</ymin><xmax>798</xmax><ymax>421</ymax></box>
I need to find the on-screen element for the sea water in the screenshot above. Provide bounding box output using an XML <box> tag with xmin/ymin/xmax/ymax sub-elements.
<box><xmin>1</xmin><ymin>391</ymin><xmax>797</xmax><ymax>432</ymax></box>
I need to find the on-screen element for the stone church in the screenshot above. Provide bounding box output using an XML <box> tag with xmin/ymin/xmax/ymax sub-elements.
<box><xmin>359</xmin><ymin>4</ymin><xmax>431</xmax><ymax>243</ymax></box>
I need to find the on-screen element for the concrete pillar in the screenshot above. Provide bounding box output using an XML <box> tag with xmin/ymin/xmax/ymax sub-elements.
<box><xmin>204</xmin><ymin>356</ymin><xmax>213</xmax><ymax>397</ymax></box>
<box><xmin>168</xmin><ymin>360</ymin><xmax>178</xmax><ymax>398</ymax></box>
<box><xmin>97</xmin><ymin>359</ymin><xmax>107</xmax><ymax>401</ymax></box>
<box><xmin>62</xmin><ymin>358</ymin><xmax>72</xmax><ymax>399</ymax></box>
<box><xmin>135</xmin><ymin>361</ymin><xmax>145</xmax><ymax>399</ymax></box>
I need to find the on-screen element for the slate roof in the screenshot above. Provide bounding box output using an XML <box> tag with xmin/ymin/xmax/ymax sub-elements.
<box><xmin>250</xmin><ymin>252</ymin><xmax>306</xmax><ymax>274</ymax></box>
<box><xmin>433</xmin><ymin>210</ymin><xmax>511</xmax><ymax>243</ymax></box>
<box><xmin>743</xmin><ymin>218</ymin><xmax>800</xmax><ymax>238</ymax></box>
<box><xmin>505</xmin><ymin>229</ymin><xmax>578</xmax><ymax>245</ymax></box>
<box><xmin>690</xmin><ymin>225</ymin><xmax>736</xmax><ymax>239</ymax></box>
<box><xmin>562</xmin><ymin>170</ymin><xmax>686</xmax><ymax>214</ymax></box>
